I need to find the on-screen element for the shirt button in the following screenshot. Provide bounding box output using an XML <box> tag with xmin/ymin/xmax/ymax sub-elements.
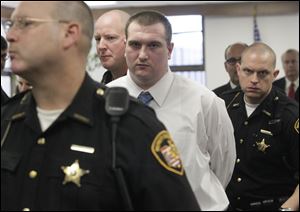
<box><xmin>236</xmin><ymin>158</ymin><xmax>240</xmax><ymax>163</ymax></box>
<box><xmin>244</xmin><ymin>121</ymin><xmax>248</xmax><ymax>125</ymax></box>
<box><xmin>29</xmin><ymin>170</ymin><xmax>38</xmax><ymax>179</ymax></box>
<box><xmin>237</xmin><ymin>177</ymin><xmax>242</xmax><ymax>182</ymax></box>
<box><xmin>240</xmin><ymin>139</ymin><xmax>244</xmax><ymax>144</ymax></box>
<box><xmin>37</xmin><ymin>138</ymin><xmax>46</xmax><ymax>145</ymax></box>
<box><xmin>237</xmin><ymin>197</ymin><xmax>241</xmax><ymax>200</ymax></box>
<box><xmin>22</xmin><ymin>208</ymin><xmax>30</xmax><ymax>211</ymax></box>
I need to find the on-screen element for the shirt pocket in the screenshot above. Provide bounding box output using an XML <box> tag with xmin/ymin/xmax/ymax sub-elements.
<box><xmin>43</xmin><ymin>156</ymin><xmax>121</xmax><ymax>210</ymax></box>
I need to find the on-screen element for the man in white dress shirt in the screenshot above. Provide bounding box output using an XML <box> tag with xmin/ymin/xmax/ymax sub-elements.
<box><xmin>108</xmin><ymin>10</ymin><xmax>236</xmax><ymax>211</ymax></box>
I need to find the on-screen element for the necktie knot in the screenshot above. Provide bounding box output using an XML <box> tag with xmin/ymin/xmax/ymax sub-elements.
<box><xmin>288</xmin><ymin>82</ymin><xmax>295</xmax><ymax>99</ymax></box>
<box><xmin>138</xmin><ymin>91</ymin><xmax>153</xmax><ymax>105</ymax></box>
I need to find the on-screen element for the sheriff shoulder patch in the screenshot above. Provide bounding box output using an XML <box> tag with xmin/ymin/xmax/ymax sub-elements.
<box><xmin>294</xmin><ymin>119</ymin><xmax>299</xmax><ymax>134</ymax></box>
<box><xmin>151</xmin><ymin>130</ymin><xmax>184</xmax><ymax>175</ymax></box>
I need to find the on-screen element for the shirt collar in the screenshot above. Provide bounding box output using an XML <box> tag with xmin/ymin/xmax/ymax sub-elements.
<box><xmin>229</xmin><ymin>81</ymin><xmax>238</xmax><ymax>89</ymax></box>
<box><xmin>285</xmin><ymin>77</ymin><xmax>299</xmax><ymax>88</ymax></box>
<box><xmin>127</xmin><ymin>68</ymin><xmax>174</xmax><ymax>107</ymax></box>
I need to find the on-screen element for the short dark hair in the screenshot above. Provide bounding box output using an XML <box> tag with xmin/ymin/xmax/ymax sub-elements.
<box><xmin>125</xmin><ymin>10</ymin><xmax>172</xmax><ymax>44</ymax></box>
<box><xmin>1</xmin><ymin>36</ymin><xmax>8</xmax><ymax>50</ymax></box>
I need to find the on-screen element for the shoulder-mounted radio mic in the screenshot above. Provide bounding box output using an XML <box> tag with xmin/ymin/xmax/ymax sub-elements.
<box><xmin>105</xmin><ymin>87</ymin><xmax>133</xmax><ymax>211</ymax></box>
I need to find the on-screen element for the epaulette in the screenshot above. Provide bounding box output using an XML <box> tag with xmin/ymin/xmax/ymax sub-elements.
<box><xmin>2</xmin><ymin>90</ymin><xmax>31</xmax><ymax>107</ymax></box>
<box><xmin>221</xmin><ymin>87</ymin><xmax>242</xmax><ymax>96</ymax></box>
<box><xmin>127</xmin><ymin>100</ymin><xmax>163</xmax><ymax>132</ymax></box>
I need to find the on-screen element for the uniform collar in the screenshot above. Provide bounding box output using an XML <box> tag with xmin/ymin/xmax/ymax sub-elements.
<box><xmin>59</xmin><ymin>74</ymin><xmax>105</xmax><ymax>127</ymax></box>
<box><xmin>7</xmin><ymin>74</ymin><xmax>104</xmax><ymax>131</ymax></box>
<box><xmin>227</xmin><ymin>87</ymin><xmax>279</xmax><ymax>119</ymax></box>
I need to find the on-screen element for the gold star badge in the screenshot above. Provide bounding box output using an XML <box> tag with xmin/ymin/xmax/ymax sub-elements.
<box><xmin>256</xmin><ymin>138</ymin><xmax>270</xmax><ymax>153</ymax></box>
<box><xmin>61</xmin><ymin>160</ymin><xmax>90</xmax><ymax>187</ymax></box>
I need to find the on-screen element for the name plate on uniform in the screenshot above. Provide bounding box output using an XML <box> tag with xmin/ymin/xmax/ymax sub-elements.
<box><xmin>70</xmin><ymin>144</ymin><xmax>95</xmax><ymax>154</ymax></box>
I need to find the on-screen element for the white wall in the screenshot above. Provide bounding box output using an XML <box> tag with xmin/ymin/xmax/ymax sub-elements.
<box><xmin>205</xmin><ymin>13</ymin><xmax>299</xmax><ymax>90</ymax></box>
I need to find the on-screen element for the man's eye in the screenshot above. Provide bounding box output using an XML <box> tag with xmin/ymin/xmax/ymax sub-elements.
<box><xmin>22</xmin><ymin>20</ymin><xmax>34</xmax><ymax>27</ymax></box>
<box><xmin>244</xmin><ymin>69</ymin><xmax>252</xmax><ymax>74</ymax></box>
<box><xmin>94</xmin><ymin>37</ymin><xmax>101</xmax><ymax>42</ymax></box>
<box><xmin>129</xmin><ymin>42</ymin><xmax>140</xmax><ymax>48</ymax></box>
<box><xmin>258</xmin><ymin>71</ymin><xmax>268</xmax><ymax>77</ymax></box>
<box><xmin>106</xmin><ymin>36</ymin><xmax>116</xmax><ymax>41</ymax></box>
<box><xmin>149</xmin><ymin>43</ymin><xmax>160</xmax><ymax>49</ymax></box>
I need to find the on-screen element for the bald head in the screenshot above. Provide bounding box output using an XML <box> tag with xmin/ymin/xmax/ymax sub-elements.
<box><xmin>225</xmin><ymin>42</ymin><xmax>248</xmax><ymax>60</ymax></box>
<box><xmin>52</xmin><ymin>1</ymin><xmax>94</xmax><ymax>54</ymax></box>
<box><xmin>95</xmin><ymin>10</ymin><xmax>130</xmax><ymax>35</ymax></box>
<box><xmin>242</xmin><ymin>42</ymin><xmax>276</xmax><ymax>69</ymax></box>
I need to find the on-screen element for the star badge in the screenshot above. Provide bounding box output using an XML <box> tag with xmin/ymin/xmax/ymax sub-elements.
<box><xmin>256</xmin><ymin>138</ymin><xmax>270</xmax><ymax>153</ymax></box>
<box><xmin>61</xmin><ymin>160</ymin><xmax>90</xmax><ymax>187</ymax></box>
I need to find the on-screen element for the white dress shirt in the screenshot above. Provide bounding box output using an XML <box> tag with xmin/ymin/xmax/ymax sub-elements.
<box><xmin>108</xmin><ymin>70</ymin><xmax>236</xmax><ymax>211</ymax></box>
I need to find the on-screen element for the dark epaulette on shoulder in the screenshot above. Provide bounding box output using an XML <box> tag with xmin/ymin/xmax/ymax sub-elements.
<box><xmin>219</xmin><ymin>87</ymin><xmax>242</xmax><ymax>109</ymax></box>
<box><xmin>221</xmin><ymin>87</ymin><xmax>242</xmax><ymax>97</ymax></box>
<box><xmin>127</xmin><ymin>99</ymin><xmax>164</xmax><ymax>132</ymax></box>
<box><xmin>273</xmin><ymin>88</ymin><xmax>299</xmax><ymax>117</ymax></box>
<box><xmin>2</xmin><ymin>90</ymin><xmax>31</xmax><ymax>107</ymax></box>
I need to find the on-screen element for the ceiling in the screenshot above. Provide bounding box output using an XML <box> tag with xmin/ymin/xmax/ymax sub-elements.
<box><xmin>1</xmin><ymin>1</ymin><xmax>249</xmax><ymax>9</ymax></box>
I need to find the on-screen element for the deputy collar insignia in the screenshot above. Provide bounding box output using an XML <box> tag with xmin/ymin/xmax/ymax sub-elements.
<box><xmin>294</xmin><ymin>119</ymin><xmax>299</xmax><ymax>134</ymax></box>
<box><xmin>151</xmin><ymin>130</ymin><xmax>184</xmax><ymax>176</ymax></box>
<box><xmin>262</xmin><ymin>110</ymin><xmax>272</xmax><ymax>117</ymax></box>
<box><xmin>256</xmin><ymin>138</ymin><xmax>270</xmax><ymax>153</ymax></box>
<box><xmin>260</xmin><ymin>129</ymin><xmax>273</xmax><ymax>136</ymax></box>
<box><xmin>61</xmin><ymin>160</ymin><xmax>90</xmax><ymax>187</ymax></box>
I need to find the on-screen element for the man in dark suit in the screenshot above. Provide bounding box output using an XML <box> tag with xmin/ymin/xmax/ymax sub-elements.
<box><xmin>1</xmin><ymin>35</ymin><xmax>9</xmax><ymax>105</ymax></box>
<box><xmin>273</xmin><ymin>49</ymin><xmax>299</xmax><ymax>102</ymax></box>
<box><xmin>213</xmin><ymin>42</ymin><xmax>248</xmax><ymax>97</ymax></box>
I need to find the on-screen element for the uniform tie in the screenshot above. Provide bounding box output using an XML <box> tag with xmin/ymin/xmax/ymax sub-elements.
<box><xmin>288</xmin><ymin>82</ymin><xmax>295</xmax><ymax>99</ymax></box>
<box><xmin>138</xmin><ymin>91</ymin><xmax>153</xmax><ymax>105</ymax></box>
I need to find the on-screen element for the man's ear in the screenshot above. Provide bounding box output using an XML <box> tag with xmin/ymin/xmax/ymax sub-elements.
<box><xmin>62</xmin><ymin>23</ymin><xmax>80</xmax><ymax>49</ymax></box>
<box><xmin>167</xmin><ymin>42</ymin><xmax>174</xmax><ymax>60</ymax></box>
<box><xmin>273</xmin><ymin>69</ymin><xmax>280</xmax><ymax>80</ymax></box>
<box><xmin>236</xmin><ymin>63</ymin><xmax>242</xmax><ymax>77</ymax></box>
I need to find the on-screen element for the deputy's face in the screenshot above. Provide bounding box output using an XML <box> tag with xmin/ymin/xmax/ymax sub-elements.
<box><xmin>5</xmin><ymin>2</ymin><xmax>61</xmax><ymax>76</ymax></box>
<box><xmin>125</xmin><ymin>22</ymin><xmax>173</xmax><ymax>89</ymax></box>
<box><xmin>237</xmin><ymin>52</ymin><xmax>278</xmax><ymax>104</ymax></box>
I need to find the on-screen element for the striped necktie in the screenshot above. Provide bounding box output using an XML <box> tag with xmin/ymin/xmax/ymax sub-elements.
<box><xmin>288</xmin><ymin>82</ymin><xmax>295</xmax><ymax>99</ymax></box>
<box><xmin>138</xmin><ymin>91</ymin><xmax>153</xmax><ymax>105</ymax></box>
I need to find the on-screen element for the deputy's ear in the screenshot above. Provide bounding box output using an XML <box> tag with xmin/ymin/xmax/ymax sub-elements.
<box><xmin>236</xmin><ymin>63</ymin><xmax>242</xmax><ymax>76</ymax></box>
<box><xmin>273</xmin><ymin>69</ymin><xmax>280</xmax><ymax>79</ymax></box>
<box><xmin>62</xmin><ymin>22</ymin><xmax>80</xmax><ymax>50</ymax></box>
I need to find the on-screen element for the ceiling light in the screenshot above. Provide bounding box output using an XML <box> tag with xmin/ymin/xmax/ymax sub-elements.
<box><xmin>84</xmin><ymin>1</ymin><xmax>117</xmax><ymax>8</ymax></box>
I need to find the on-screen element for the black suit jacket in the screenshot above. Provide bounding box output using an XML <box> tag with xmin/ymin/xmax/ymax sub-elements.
<box><xmin>273</xmin><ymin>77</ymin><xmax>299</xmax><ymax>102</ymax></box>
<box><xmin>1</xmin><ymin>87</ymin><xmax>9</xmax><ymax>106</ymax></box>
<box><xmin>213</xmin><ymin>82</ymin><xmax>233</xmax><ymax>97</ymax></box>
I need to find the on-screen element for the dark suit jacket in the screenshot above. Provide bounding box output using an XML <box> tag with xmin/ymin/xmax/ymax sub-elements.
<box><xmin>1</xmin><ymin>87</ymin><xmax>9</xmax><ymax>106</ymax></box>
<box><xmin>213</xmin><ymin>82</ymin><xmax>233</xmax><ymax>97</ymax></box>
<box><xmin>273</xmin><ymin>77</ymin><xmax>299</xmax><ymax>103</ymax></box>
